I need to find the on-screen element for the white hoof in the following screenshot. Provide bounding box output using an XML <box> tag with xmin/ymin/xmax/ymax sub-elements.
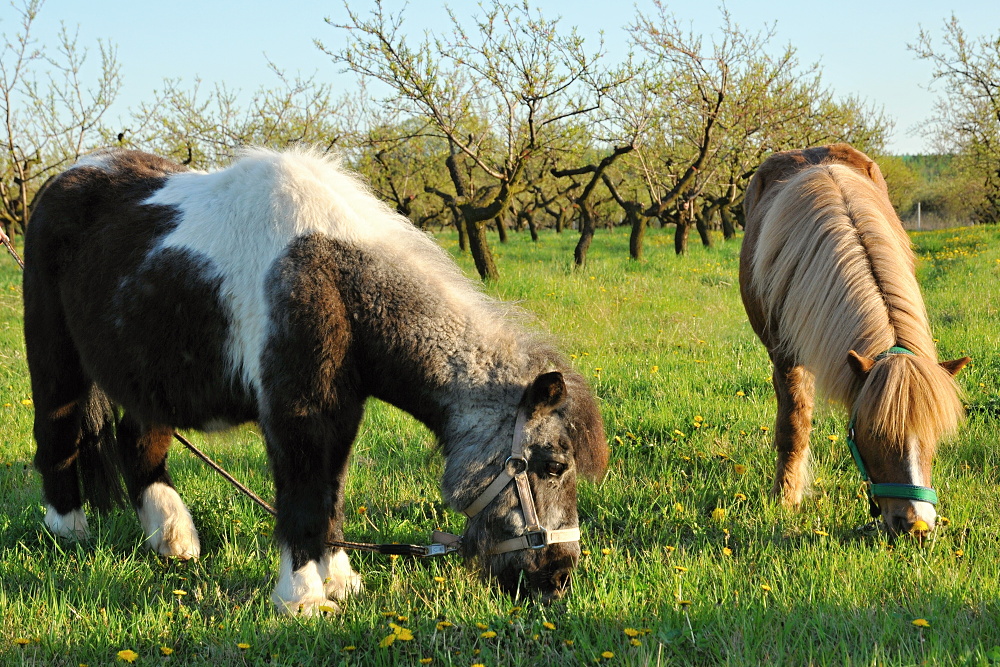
<box><xmin>137</xmin><ymin>482</ymin><xmax>201</xmax><ymax>559</ymax></box>
<box><xmin>320</xmin><ymin>550</ymin><xmax>364</xmax><ymax>600</ymax></box>
<box><xmin>45</xmin><ymin>505</ymin><xmax>91</xmax><ymax>541</ymax></box>
<box><xmin>272</xmin><ymin>547</ymin><xmax>352</xmax><ymax>614</ymax></box>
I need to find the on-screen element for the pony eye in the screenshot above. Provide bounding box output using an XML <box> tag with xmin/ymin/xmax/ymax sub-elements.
<box><xmin>544</xmin><ymin>461</ymin><xmax>568</xmax><ymax>478</ymax></box>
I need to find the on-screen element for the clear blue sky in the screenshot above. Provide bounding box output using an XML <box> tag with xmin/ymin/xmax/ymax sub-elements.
<box><xmin>10</xmin><ymin>0</ymin><xmax>1000</xmax><ymax>154</ymax></box>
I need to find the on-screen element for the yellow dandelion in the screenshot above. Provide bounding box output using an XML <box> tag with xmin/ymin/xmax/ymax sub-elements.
<box><xmin>673</xmin><ymin>429</ymin><xmax>686</xmax><ymax>437</ymax></box>
<box><xmin>602</xmin><ymin>651</ymin><xmax>614</xmax><ymax>659</ymax></box>
<box><xmin>674</xmin><ymin>566</ymin><xmax>688</xmax><ymax>573</ymax></box>
<box><xmin>389</xmin><ymin>624</ymin><xmax>414</xmax><ymax>641</ymax></box>
<box><xmin>582</xmin><ymin>549</ymin><xmax>591</xmax><ymax>555</ymax></box>
<box><xmin>117</xmin><ymin>650</ymin><xmax>139</xmax><ymax>663</ymax></box>
<box><xmin>476</xmin><ymin>622</ymin><xmax>489</xmax><ymax>630</ymax></box>
<box><xmin>14</xmin><ymin>638</ymin><xmax>30</xmax><ymax>646</ymax></box>
<box><xmin>630</xmin><ymin>638</ymin><xmax>641</xmax><ymax>646</ymax></box>
<box><xmin>827</xmin><ymin>434</ymin><xmax>839</xmax><ymax>442</ymax></box>
<box><xmin>664</xmin><ymin>545</ymin><xmax>676</xmax><ymax>553</ymax></box>
<box><xmin>601</xmin><ymin>548</ymin><xmax>611</xmax><ymax>555</ymax></box>
<box><xmin>472</xmin><ymin>664</ymin><xmax>486</xmax><ymax>667</ymax></box>
<box><xmin>436</xmin><ymin>621</ymin><xmax>453</xmax><ymax>630</ymax></box>
<box><xmin>172</xmin><ymin>589</ymin><xmax>187</xmax><ymax>596</ymax></box>
<box><xmin>651</xmin><ymin>366</ymin><xmax>659</xmax><ymax>373</ymax></box>
<box><xmin>623</xmin><ymin>628</ymin><xmax>640</xmax><ymax>637</ymax></box>
<box><xmin>160</xmin><ymin>647</ymin><xmax>174</xmax><ymax>656</ymax></box>
<box><xmin>237</xmin><ymin>643</ymin><xmax>250</xmax><ymax>650</ymax></box>
<box><xmin>358</xmin><ymin>506</ymin><xmax>367</xmax><ymax>513</ymax></box>
<box><xmin>543</xmin><ymin>622</ymin><xmax>556</xmax><ymax>631</ymax></box>
<box><xmin>481</xmin><ymin>631</ymin><xmax>497</xmax><ymax>639</ymax></box>
<box><xmin>711</xmin><ymin>507</ymin><xmax>726</xmax><ymax>521</ymax></box>
<box><xmin>911</xmin><ymin>520</ymin><xmax>930</xmax><ymax>534</ymax></box>
<box><xmin>673</xmin><ymin>502</ymin><xmax>684</xmax><ymax>512</ymax></box>
<box><xmin>734</xmin><ymin>492</ymin><xmax>747</xmax><ymax>501</ymax></box>
<box><xmin>509</xmin><ymin>606</ymin><xmax>522</xmax><ymax>615</ymax></box>
<box><xmin>564</xmin><ymin>639</ymin><xmax>575</xmax><ymax>646</ymax></box>
<box><xmin>954</xmin><ymin>549</ymin><xmax>965</xmax><ymax>557</ymax></box>
<box><xmin>814</xmin><ymin>529</ymin><xmax>829</xmax><ymax>537</ymax></box>
<box><xmin>912</xmin><ymin>618</ymin><xmax>930</xmax><ymax>628</ymax></box>
<box><xmin>760</xmin><ymin>584</ymin><xmax>772</xmax><ymax>592</ymax></box>
<box><xmin>722</xmin><ymin>547</ymin><xmax>733</xmax><ymax>556</ymax></box>
<box><xmin>733</xmin><ymin>464</ymin><xmax>747</xmax><ymax>475</ymax></box>
<box><xmin>678</xmin><ymin>600</ymin><xmax>692</xmax><ymax>607</ymax></box>
<box><xmin>21</xmin><ymin>398</ymin><xmax>33</xmax><ymax>406</ymax></box>
<box><xmin>760</xmin><ymin>426</ymin><xmax>769</xmax><ymax>432</ymax></box>
<box><xmin>736</xmin><ymin>390</ymin><xmax>745</xmax><ymax>397</ymax></box>
<box><xmin>378</xmin><ymin>634</ymin><xmax>396</xmax><ymax>648</ymax></box>
<box><xmin>419</xmin><ymin>659</ymin><xmax>433</xmax><ymax>665</ymax></box>
<box><xmin>940</xmin><ymin>516</ymin><xmax>951</xmax><ymax>527</ymax></box>
<box><xmin>343</xmin><ymin>646</ymin><xmax>357</xmax><ymax>652</ymax></box>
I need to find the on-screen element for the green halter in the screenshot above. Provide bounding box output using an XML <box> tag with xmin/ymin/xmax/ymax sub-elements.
<box><xmin>846</xmin><ymin>346</ymin><xmax>939</xmax><ymax>519</ymax></box>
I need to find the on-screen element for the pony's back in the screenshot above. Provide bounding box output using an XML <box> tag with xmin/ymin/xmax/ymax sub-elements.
<box><xmin>747</xmin><ymin>163</ymin><xmax>934</xmax><ymax>405</ymax></box>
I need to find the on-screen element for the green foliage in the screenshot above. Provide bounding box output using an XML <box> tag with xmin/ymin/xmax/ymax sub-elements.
<box><xmin>2</xmin><ymin>226</ymin><xmax>999</xmax><ymax>665</ymax></box>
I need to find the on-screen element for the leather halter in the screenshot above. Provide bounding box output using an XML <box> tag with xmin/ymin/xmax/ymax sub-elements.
<box><xmin>459</xmin><ymin>406</ymin><xmax>581</xmax><ymax>555</ymax></box>
<box><xmin>846</xmin><ymin>346</ymin><xmax>939</xmax><ymax>518</ymax></box>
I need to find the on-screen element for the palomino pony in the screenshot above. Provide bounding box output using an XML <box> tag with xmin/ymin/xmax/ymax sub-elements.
<box><xmin>23</xmin><ymin>148</ymin><xmax>607</xmax><ymax>613</ymax></box>
<box><xmin>740</xmin><ymin>144</ymin><xmax>968</xmax><ymax>535</ymax></box>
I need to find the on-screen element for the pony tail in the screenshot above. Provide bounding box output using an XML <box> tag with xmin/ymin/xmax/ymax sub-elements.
<box><xmin>75</xmin><ymin>386</ymin><xmax>127</xmax><ymax>511</ymax></box>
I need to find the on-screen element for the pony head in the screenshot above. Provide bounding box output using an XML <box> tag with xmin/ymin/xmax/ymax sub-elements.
<box><xmin>454</xmin><ymin>370</ymin><xmax>607</xmax><ymax>602</ymax></box>
<box><xmin>848</xmin><ymin>351</ymin><xmax>969</xmax><ymax>535</ymax></box>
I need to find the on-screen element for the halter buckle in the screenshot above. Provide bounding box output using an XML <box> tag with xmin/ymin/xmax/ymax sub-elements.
<box><xmin>523</xmin><ymin>527</ymin><xmax>548</xmax><ymax>549</ymax></box>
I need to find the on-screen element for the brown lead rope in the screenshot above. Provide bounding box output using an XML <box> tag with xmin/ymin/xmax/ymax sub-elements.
<box><xmin>172</xmin><ymin>432</ymin><xmax>461</xmax><ymax>557</ymax></box>
<box><xmin>2</xmin><ymin>234</ymin><xmax>25</xmax><ymax>270</ymax></box>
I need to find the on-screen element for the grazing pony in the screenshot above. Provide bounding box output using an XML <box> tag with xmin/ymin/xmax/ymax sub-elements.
<box><xmin>739</xmin><ymin>144</ymin><xmax>968</xmax><ymax>534</ymax></box>
<box><xmin>23</xmin><ymin>148</ymin><xmax>607</xmax><ymax>613</ymax></box>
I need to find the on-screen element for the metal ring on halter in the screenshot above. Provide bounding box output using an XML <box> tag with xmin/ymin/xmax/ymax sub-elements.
<box><xmin>505</xmin><ymin>456</ymin><xmax>527</xmax><ymax>475</ymax></box>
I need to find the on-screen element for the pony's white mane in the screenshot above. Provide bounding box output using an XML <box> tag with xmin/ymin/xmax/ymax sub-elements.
<box><xmin>145</xmin><ymin>146</ymin><xmax>521</xmax><ymax>394</ymax></box>
<box><xmin>749</xmin><ymin>164</ymin><xmax>934</xmax><ymax>405</ymax></box>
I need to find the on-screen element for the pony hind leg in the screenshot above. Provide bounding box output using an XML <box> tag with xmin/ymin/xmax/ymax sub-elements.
<box><xmin>117</xmin><ymin>414</ymin><xmax>200</xmax><ymax>559</ymax></box>
<box><xmin>770</xmin><ymin>360</ymin><xmax>816</xmax><ymax>506</ymax></box>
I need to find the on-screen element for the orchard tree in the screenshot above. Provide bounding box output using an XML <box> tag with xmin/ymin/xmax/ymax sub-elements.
<box><xmin>323</xmin><ymin>0</ymin><xmax>617</xmax><ymax>280</ymax></box>
<box><xmin>911</xmin><ymin>16</ymin><xmax>1000</xmax><ymax>223</ymax></box>
<box><xmin>1</xmin><ymin>0</ymin><xmax>121</xmax><ymax>236</ymax></box>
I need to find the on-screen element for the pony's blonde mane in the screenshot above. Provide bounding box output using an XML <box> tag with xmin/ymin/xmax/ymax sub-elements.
<box><xmin>750</xmin><ymin>163</ymin><xmax>962</xmax><ymax>447</ymax></box>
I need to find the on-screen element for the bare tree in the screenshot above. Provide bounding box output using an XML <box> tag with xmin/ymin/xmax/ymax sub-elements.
<box><xmin>1</xmin><ymin>0</ymin><xmax>121</xmax><ymax>236</ymax></box>
<box><xmin>911</xmin><ymin>16</ymin><xmax>1000</xmax><ymax>223</ymax></box>
<box><xmin>323</xmin><ymin>0</ymin><xmax>616</xmax><ymax>280</ymax></box>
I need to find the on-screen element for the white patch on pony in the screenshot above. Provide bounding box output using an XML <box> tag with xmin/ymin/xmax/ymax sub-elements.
<box><xmin>45</xmin><ymin>505</ymin><xmax>90</xmax><ymax>540</ymax></box>
<box><xmin>71</xmin><ymin>149</ymin><xmax>119</xmax><ymax>172</ymax></box>
<box><xmin>271</xmin><ymin>547</ymin><xmax>338</xmax><ymax>615</ymax></box>
<box><xmin>137</xmin><ymin>482</ymin><xmax>201</xmax><ymax>559</ymax></box>
<box><xmin>318</xmin><ymin>549</ymin><xmax>363</xmax><ymax>600</ymax></box>
<box><xmin>144</xmin><ymin>148</ymin><xmax>440</xmax><ymax>396</ymax></box>
<box><xmin>905</xmin><ymin>437</ymin><xmax>937</xmax><ymax>528</ymax></box>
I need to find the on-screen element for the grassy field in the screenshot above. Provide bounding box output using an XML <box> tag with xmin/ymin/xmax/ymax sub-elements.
<box><xmin>1</xmin><ymin>224</ymin><xmax>999</xmax><ymax>666</ymax></box>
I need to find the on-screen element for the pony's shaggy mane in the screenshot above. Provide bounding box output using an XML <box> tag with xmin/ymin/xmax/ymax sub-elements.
<box><xmin>750</xmin><ymin>163</ymin><xmax>963</xmax><ymax>448</ymax></box>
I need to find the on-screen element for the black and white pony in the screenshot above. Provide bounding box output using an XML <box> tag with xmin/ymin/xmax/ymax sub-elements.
<box><xmin>23</xmin><ymin>148</ymin><xmax>608</xmax><ymax>613</ymax></box>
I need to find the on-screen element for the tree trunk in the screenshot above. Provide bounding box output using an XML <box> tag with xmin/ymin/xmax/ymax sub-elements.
<box><xmin>695</xmin><ymin>211</ymin><xmax>713</xmax><ymax>248</ymax></box>
<box><xmin>720</xmin><ymin>205</ymin><xmax>736</xmax><ymax>240</ymax></box>
<box><xmin>674</xmin><ymin>219</ymin><xmax>690</xmax><ymax>255</ymax></box>
<box><xmin>628</xmin><ymin>211</ymin><xmax>646</xmax><ymax>260</ymax></box>
<box><xmin>495</xmin><ymin>214</ymin><xmax>508</xmax><ymax>243</ymax></box>
<box><xmin>574</xmin><ymin>206</ymin><xmax>596</xmax><ymax>266</ymax></box>
<box><xmin>465</xmin><ymin>217</ymin><xmax>499</xmax><ymax>281</ymax></box>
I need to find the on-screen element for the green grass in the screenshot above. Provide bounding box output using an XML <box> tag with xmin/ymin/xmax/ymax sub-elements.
<box><xmin>2</xmin><ymin>225</ymin><xmax>1000</xmax><ymax>666</ymax></box>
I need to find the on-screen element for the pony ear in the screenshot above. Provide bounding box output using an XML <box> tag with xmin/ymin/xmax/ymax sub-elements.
<box><xmin>523</xmin><ymin>371</ymin><xmax>567</xmax><ymax>416</ymax></box>
<box><xmin>847</xmin><ymin>350</ymin><xmax>876</xmax><ymax>378</ymax></box>
<box><xmin>940</xmin><ymin>356</ymin><xmax>971</xmax><ymax>376</ymax></box>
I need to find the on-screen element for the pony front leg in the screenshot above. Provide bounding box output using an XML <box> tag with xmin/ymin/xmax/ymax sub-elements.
<box><xmin>770</xmin><ymin>362</ymin><xmax>816</xmax><ymax>506</ymax></box>
<box><xmin>264</xmin><ymin>410</ymin><xmax>363</xmax><ymax>615</ymax></box>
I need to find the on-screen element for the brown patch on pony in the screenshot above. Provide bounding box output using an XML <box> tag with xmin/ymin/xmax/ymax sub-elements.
<box><xmin>48</xmin><ymin>400</ymin><xmax>79</xmax><ymax>421</ymax></box>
